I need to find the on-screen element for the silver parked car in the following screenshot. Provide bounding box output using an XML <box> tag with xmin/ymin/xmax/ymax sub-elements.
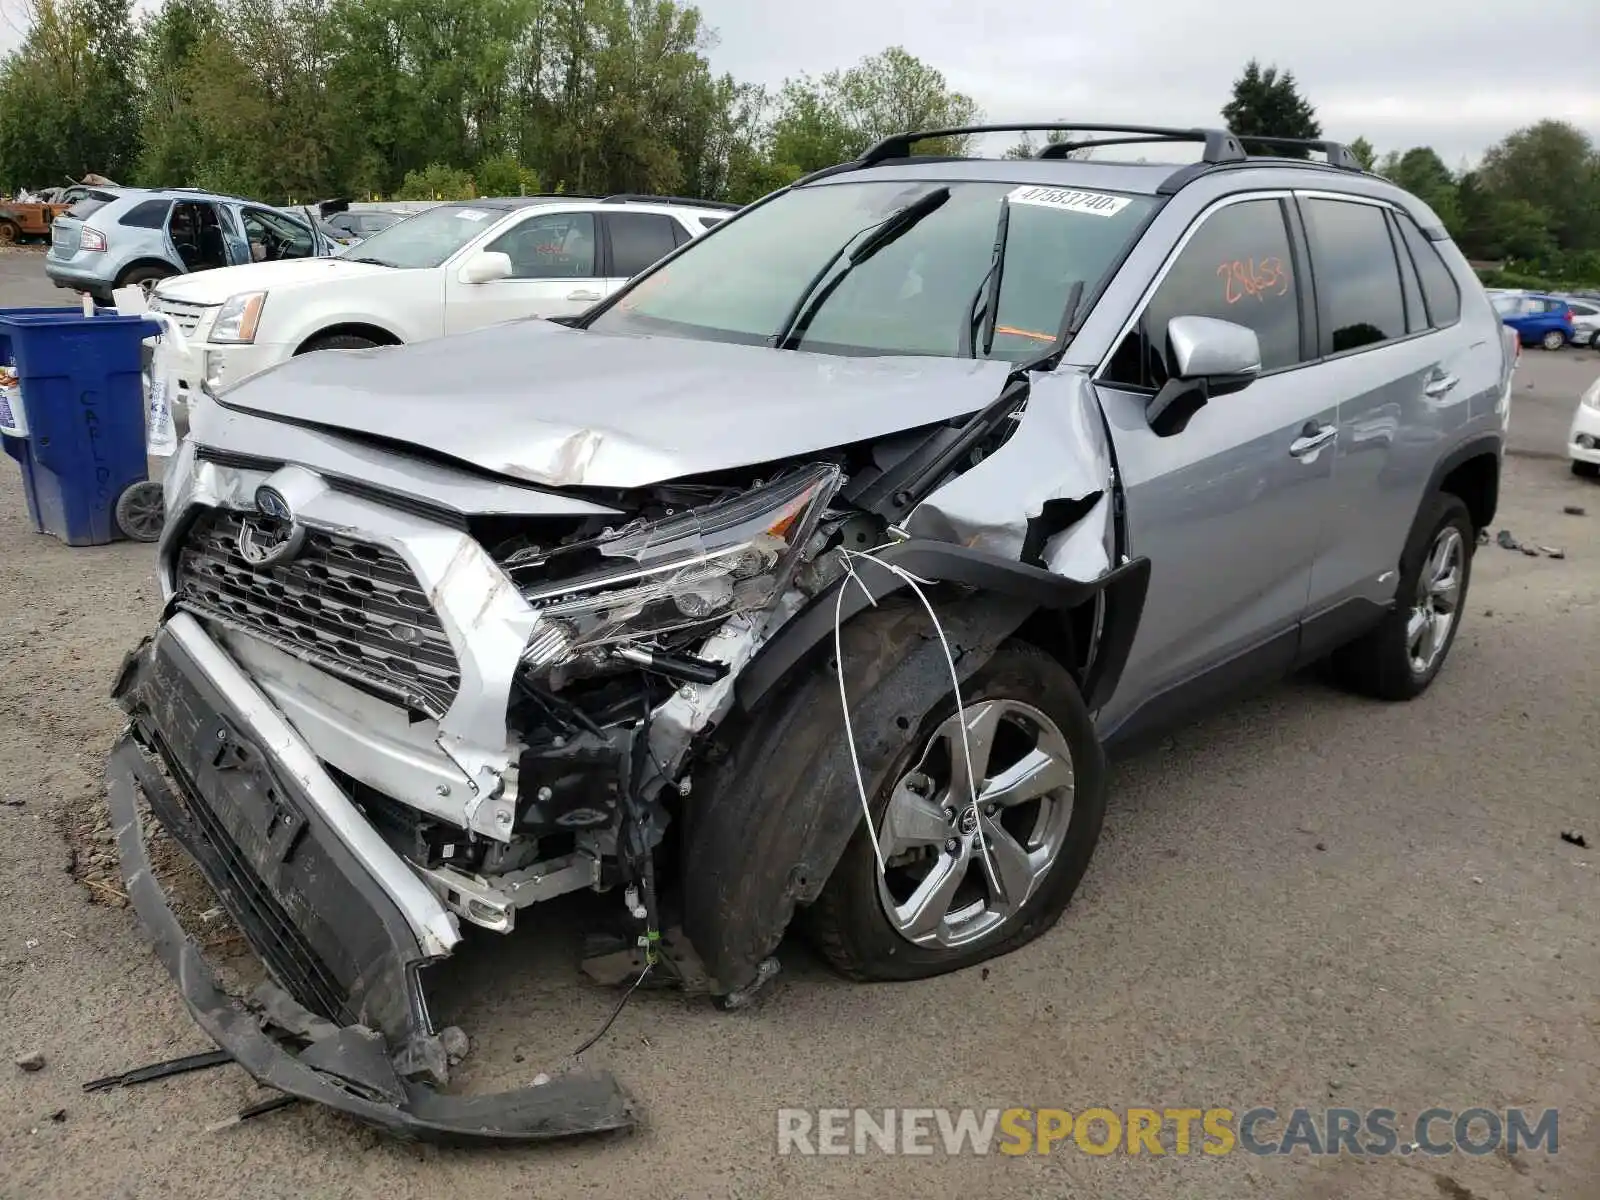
<box><xmin>107</xmin><ymin>124</ymin><xmax>1513</xmax><ymax>1142</ymax></box>
<box><xmin>46</xmin><ymin>187</ymin><xmax>342</xmax><ymax>300</ymax></box>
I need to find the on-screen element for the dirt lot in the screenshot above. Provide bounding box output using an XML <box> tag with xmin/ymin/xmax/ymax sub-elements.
<box><xmin>1</xmin><ymin>251</ymin><xmax>1597</xmax><ymax>1199</ymax></box>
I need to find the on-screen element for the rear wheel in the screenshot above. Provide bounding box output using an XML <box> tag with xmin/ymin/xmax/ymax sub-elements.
<box><xmin>807</xmin><ymin>640</ymin><xmax>1106</xmax><ymax>982</ymax></box>
<box><xmin>1329</xmin><ymin>492</ymin><xmax>1474</xmax><ymax>700</ymax></box>
<box><xmin>0</xmin><ymin>220</ymin><xmax>19</xmax><ymax>245</ymax></box>
<box><xmin>1573</xmin><ymin>460</ymin><xmax>1600</xmax><ymax>479</ymax></box>
<box><xmin>1541</xmin><ymin>329</ymin><xmax>1566</xmax><ymax>351</ymax></box>
<box><xmin>117</xmin><ymin>264</ymin><xmax>173</xmax><ymax>292</ymax></box>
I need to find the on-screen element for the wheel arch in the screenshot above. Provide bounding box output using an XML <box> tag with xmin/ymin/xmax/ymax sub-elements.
<box><xmin>293</xmin><ymin>322</ymin><xmax>404</xmax><ymax>354</ymax></box>
<box><xmin>1429</xmin><ymin>435</ymin><xmax>1502</xmax><ymax>533</ymax></box>
<box><xmin>681</xmin><ymin>544</ymin><xmax>1149</xmax><ymax>995</ymax></box>
<box><xmin>114</xmin><ymin>258</ymin><xmax>179</xmax><ymax>287</ymax></box>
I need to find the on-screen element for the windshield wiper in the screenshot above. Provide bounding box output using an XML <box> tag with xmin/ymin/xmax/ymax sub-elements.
<box><xmin>963</xmin><ymin>195</ymin><xmax>1012</xmax><ymax>358</ymax></box>
<box><xmin>1019</xmin><ymin>279</ymin><xmax>1087</xmax><ymax>372</ymax></box>
<box><xmin>769</xmin><ymin>186</ymin><xmax>951</xmax><ymax>350</ymax></box>
<box><xmin>346</xmin><ymin>256</ymin><xmax>396</xmax><ymax>267</ymax></box>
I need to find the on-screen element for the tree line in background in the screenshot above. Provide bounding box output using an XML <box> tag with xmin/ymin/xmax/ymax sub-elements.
<box><xmin>0</xmin><ymin>3</ymin><xmax>1596</xmax><ymax>287</ymax></box>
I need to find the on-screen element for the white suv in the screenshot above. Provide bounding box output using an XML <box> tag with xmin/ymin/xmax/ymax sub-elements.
<box><xmin>147</xmin><ymin>194</ymin><xmax>734</xmax><ymax>404</ymax></box>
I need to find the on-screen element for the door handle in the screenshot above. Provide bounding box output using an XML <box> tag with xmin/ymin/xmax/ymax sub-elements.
<box><xmin>567</xmin><ymin>290</ymin><xmax>602</xmax><ymax>302</ymax></box>
<box><xmin>1289</xmin><ymin>422</ymin><xmax>1338</xmax><ymax>458</ymax></box>
<box><xmin>1423</xmin><ymin>372</ymin><xmax>1459</xmax><ymax>397</ymax></box>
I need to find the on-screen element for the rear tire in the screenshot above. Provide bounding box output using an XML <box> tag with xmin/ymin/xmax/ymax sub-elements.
<box><xmin>1541</xmin><ymin>329</ymin><xmax>1566</xmax><ymax>351</ymax></box>
<box><xmin>1573</xmin><ymin>460</ymin><xmax>1600</xmax><ymax>479</ymax></box>
<box><xmin>0</xmin><ymin>220</ymin><xmax>19</xmax><ymax>246</ymax></box>
<box><xmin>297</xmin><ymin>333</ymin><xmax>380</xmax><ymax>354</ymax></box>
<box><xmin>117</xmin><ymin>264</ymin><xmax>173</xmax><ymax>292</ymax></box>
<box><xmin>807</xmin><ymin>640</ymin><xmax>1107</xmax><ymax>982</ymax></box>
<box><xmin>1329</xmin><ymin>492</ymin><xmax>1474</xmax><ymax>700</ymax></box>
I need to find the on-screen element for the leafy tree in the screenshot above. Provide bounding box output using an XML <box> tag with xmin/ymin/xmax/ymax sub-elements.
<box><xmin>396</xmin><ymin>162</ymin><xmax>476</xmax><ymax>199</ymax></box>
<box><xmin>1347</xmin><ymin>136</ymin><xmax>1376</xmax><ymax>171</ymax></box>
<box><xmin>475</xmin><ymin>152</ymin><xmax>539</xmax><ymax>196</ymax></box>
<box><xmin>1382</xmin><ymin>147</ymin><xmax>1460</xmax><ymax>231</ymax></box>
<box><xmin>1479</xmin><ymin>120</ymin><xmax>1600</xmax><ymax>252</ymax></box>
<box><xmin>1002</xmin><ymin>127</ymin><xmax>1075</xmax><ymax>160</ymax></box>
<box><xmin>1222</xmin><ymin>59</ymin><xmax>1321</xmax><ymax>157</ymax></box>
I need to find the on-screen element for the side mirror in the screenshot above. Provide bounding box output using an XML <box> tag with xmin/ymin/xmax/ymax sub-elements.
<box><xmin>1146</xmin><ymin>315</ymin><xmax>1262</xmax><ymax>437</ymax></box>
<box><xmin>459</xmin><ymin>251</ymin><xmax>512</xmax><ymax>285</ymax></box>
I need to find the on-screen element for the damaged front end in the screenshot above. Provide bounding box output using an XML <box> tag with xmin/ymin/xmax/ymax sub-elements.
<box><xmin>107</xmin><ymin>351</ymin><xmax>1140</xmax><ymax>1141</ymax></box>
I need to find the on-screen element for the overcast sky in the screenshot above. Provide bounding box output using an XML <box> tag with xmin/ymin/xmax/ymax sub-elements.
<box><xmin>3</xmin><ymin>0</ymin><xmax>1596</xmax><ymax>166</ymax></box>
<box><xmin>693</xmin><ymin>0</ymin><xmax>1600</xmax><ymax>166</ymax></box>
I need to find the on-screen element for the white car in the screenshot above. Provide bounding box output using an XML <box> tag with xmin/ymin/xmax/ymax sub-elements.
<box><xmin>147</xmin><ymin>194</ymin><xmax>736</xmax><ymax>404</ymax></box>
<box><xmin>1562</xmin><ymin>297</ymin><xmax>1600</xmax><ymax>348</ymax></box>
<box><xmin>1570</xmin><ymin>374</ymin><xmax>1600</xmax><ymax>478</ymax></box>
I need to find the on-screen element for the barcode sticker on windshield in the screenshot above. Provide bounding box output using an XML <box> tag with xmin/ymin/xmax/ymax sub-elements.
<box><xmin>455</xmin><ymin>209</ymin><xmax>491</xmax><ymax>221</ymax></box>
<box><xmin>1006</xmin><ymin>186</ymin><xmax>1130</xmax><ymax>218</ymax></box>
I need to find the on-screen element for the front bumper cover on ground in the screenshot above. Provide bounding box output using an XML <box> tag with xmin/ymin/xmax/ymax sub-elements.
<box><xmin>106</xmin><ymin>620</ymin><xmax>636</xmax><ymax>1144</ymax></box>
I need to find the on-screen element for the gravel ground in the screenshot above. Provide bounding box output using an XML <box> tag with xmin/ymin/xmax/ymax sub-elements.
<box><xmin>1</xmin><ymin>252</ymin><xmax>1597</xmax><ymax>1198</ymax></box>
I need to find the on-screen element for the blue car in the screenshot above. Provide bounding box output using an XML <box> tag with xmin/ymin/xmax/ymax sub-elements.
<box><xmin>46</xmin><ymin>187</ymin><xmax>345</xmax><ymax>301</ymax></box>
<box><xmin>1490</xmin><ymin>290</ymin><xmax>1578</xmax><ymax>351</ymax></box>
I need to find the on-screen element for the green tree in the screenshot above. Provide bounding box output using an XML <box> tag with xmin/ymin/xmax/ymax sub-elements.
<box><xmin>396</xmin><ymin>162</ymin><xmax>476</xmax><ymax>199</ymax></box>
<box><xmin>475</xmin><ymin>152</ymin><xmax>539</xmax><ymax>196</ymax></box>
<box><xmin>1383</xmin><ymin>147</ymin><xmax>1460</xmax><ymax>231</ymax></box>
<box><xmin>1221</xmin><ymin>60</ymin><xmax>1321</xmax><ymax>157</ymax></box>
<box><xmin>1347</xmin><ymin>135</ymin><xmax>1376</xmax><ymax>170</ymax></box>
<box><xmin>1478</xmin><ymin>120</ymin><xmax>1600</xmax><ymax>252</ymax></box>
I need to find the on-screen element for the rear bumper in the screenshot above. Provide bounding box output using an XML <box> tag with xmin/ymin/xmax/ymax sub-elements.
<box><xmin>44</xmin><ymin>259</ymin><xmax>111</xmax><ymax>294</ymax></box>
<box><xmin>107</xmin><ymin>617</ymin><xmax>635</xmax><ymax>1144</ymax></box>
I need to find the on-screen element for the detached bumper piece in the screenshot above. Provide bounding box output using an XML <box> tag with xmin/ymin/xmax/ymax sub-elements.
<box><xmin>107</xmin><ymin>624</ymin><xmax>635</xmax><ymax>1144</ymax></box>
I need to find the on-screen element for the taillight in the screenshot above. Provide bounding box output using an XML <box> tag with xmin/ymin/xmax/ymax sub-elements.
<box><xmin>79</xmin><ymin>226</ymin><xmax>106</xmax><ymax>252</ymax></box>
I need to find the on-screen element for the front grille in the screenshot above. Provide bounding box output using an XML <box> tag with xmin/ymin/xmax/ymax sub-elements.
<box><xmin>152</xmin><ymin>298</ymin><xmax>209</xmax><ymax>336</ymax></box>
<box><xmin>174</xmin><ymin>508</ymin><xmax>461</xmax><ymax>716</ymax></box>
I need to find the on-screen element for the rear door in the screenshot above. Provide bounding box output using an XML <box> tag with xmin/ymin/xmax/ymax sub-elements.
<box><xmin>1094</xmin><ymin>192</ymin><xmax>1336</xmax><ymax>734</ymax></box>
<box><xmin>442</xmin><ymin>209</ymin><xmax>603</xmax><ymax>334</ymax></box>
<box><xmin>600</xmin><ymin>211</ymin><xmax>684</xmax><ymax>295</ymax></box>
<box><xmin>1293</xmin><ymin>192</ymin><xmax>1496</xmax><ymax>641</ymax></box>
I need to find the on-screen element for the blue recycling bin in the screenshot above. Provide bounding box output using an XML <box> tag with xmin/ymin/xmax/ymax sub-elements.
<box><xmin>0</xmin><ymin>306</ymin><xmax>164</xmax><ymax>546</ymax></box>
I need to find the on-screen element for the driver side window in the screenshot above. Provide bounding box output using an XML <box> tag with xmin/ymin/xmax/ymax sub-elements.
<box><xmin>485</xmin><ymin>212</ymin><xmax>596</xmax><ymax>279</ymax></box>
<box><xmin>241</xmin><ymin>207</ymin><xmax>314</xmax><ymax>261</ymax></box>
<box><xmin>1104</xmin><ymin>197</ymin><xmax>1304</xmax><ymax>389</ymax></box>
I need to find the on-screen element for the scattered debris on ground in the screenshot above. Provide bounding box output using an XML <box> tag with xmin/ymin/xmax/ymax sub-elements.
<box><xmin>1563</xmin><ymin>505</ymin><xmax>1587</xmax><ymax>517</ymax></box>
<box><xmin>1494</xmin><ymin>529</ymin><xmax>1567</xmax><ymax>558</ymax></box>
<box><xmin>1539</xmin><ymin>545</ymin><xmax>1566</xmax><ymax>559</ymax></box>
<box><xmin>15</xmin><ymin>1050</ymin><xmax>45</xmax><ymax>1072</ymax></box>
<box><xmin>1560</xmin><ymin>831</ymin><xmax>1589</xmax><ymax>849</ymax></box>
<box><xmin>1497</xmin><ymin>529</ymin><xmax>1518</xmax><ymax>550</ymax></box>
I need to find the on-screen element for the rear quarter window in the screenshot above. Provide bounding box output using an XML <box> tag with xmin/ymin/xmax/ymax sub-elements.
<box><xmin>118</xmin><ymin>200</ymin><xmax>172</xmax><ymax>229</ymax></box>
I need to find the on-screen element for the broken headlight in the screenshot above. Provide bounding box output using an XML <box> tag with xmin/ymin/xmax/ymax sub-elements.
<box><xmin>518</xmin><ymin>464</ymin><xmax>842</xmax><ymax>669</ymax></box>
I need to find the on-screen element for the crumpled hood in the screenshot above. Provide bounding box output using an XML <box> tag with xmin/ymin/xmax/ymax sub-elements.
<box><xmin>218</xmin><ymin>319</ymin><xmax>1015</xmax><ymax>489</ymax></box>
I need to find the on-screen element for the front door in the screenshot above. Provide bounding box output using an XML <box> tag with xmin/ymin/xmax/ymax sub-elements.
<box><xmin>443</xmin><ymin>210</ymin><xmax>603</xmax><ymax>334</ymax></box>
<box><xmin>1093</xmin><ymin>193</ymin><xmax>1337</xmax><ymax>737</ymax></box>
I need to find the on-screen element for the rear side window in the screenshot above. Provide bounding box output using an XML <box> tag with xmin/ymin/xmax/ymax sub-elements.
<box><xmin>606</xmin><ymin>212</ymin><xmax>680</xmax><ymax>277</ymax></box>
<box><xmin>1301</xmin><ymin>198</ymin><xmax>1406</xmax><ymax>353</ymax></box>
<box><xmin>1570</xmin><ymin>301</ymin><xmax>1598</xmax><ymax>317</ymax></box>
<box><xmin>118</xmin><ymin>200</ymin><xmax>171</xmax><ymax>229</ymax></box>
<box><xmin>1104</xmin><ymin>197</ymin><xmax>1304</xmax><ymax>388</ymax></box>
<box><xmin>66</xmin><ymin>190</ymin><xmax>118</xmax><ymax>220</ymax></box>
<box><xmin>1394</xmin><ymin>213</ymin><xmax>1462</xmax><ymax>327</ymax></box>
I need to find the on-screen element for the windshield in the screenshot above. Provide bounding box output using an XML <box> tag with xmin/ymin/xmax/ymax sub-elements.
<box><xmin>339</xmin><ymin>202</ymin><xmax>507</xmax><ymax>268</ymax></box>
<box><xmin>587</xmin><ymin>180</ymin><xmax>1157</xmax><ymax>361</ymax></box>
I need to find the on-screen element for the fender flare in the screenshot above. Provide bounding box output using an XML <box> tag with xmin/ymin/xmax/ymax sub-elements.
<box><xmin>736</xmin><ymin>539</ymin><xmax>1151</xmax><ymax>715</ymax></box>
<box><xmin>1424</xmin><ymin>431</ymin><xmax>1503</xmax><ymax>529</ymax></box>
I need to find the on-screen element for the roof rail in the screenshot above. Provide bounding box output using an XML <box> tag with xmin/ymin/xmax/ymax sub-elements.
<box><xmin>600</xmin><ymin>193</ymin><xmax>741</xmax><ymax>211</ymax></box>
<box><xmin>1231</xmin><ymin>136</ymin><xmax>1363</xmax><ymax>171</ymax></box>
<box><xmin>857</xmin><ymin>123</ymin><xmax>1249</xmax><ymax>168</ymax></box>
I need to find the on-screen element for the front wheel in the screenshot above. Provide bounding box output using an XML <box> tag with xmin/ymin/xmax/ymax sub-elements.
<box><xmin>1329</xmin><ymin>492</ymin><xmax>1474</xmax><ymax>700</ymax></box>
<box><xmin>1541</xmin><ymin>329</ymin><xmax>1566</xmax><ymax>351</ymax></box>
<box><xmin>1574</xmin><ymin>460</ymin><xmax>1600</xmax><ymax>479</ymax></box>
<box><xmin>297</xmin><ymin>333</ymin><xmax>380</xmax><ymax>354</ymax></box>
<box><xmin>0</xmin><ymin>220</ymin><xmax>20</xmax><ymax>245</ymax></box>
<box><xmin>807</xmin><ymin>640</ymin><xmax>1106</xmax><ymax>982</ymax></box>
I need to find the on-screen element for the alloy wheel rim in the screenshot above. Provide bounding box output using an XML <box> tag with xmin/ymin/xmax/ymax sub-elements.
<box><xmin>1408</xmin><ymin>526</ymin><xmax>1463</xmax><ymax>676</ymax></box>
<box><xmin>875</xmin><ymin>698</ymin><xmax>1075</xmax><ymax>950</ymax></box>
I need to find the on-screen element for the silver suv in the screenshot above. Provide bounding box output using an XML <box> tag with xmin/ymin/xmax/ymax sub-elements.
<box><xmin>106</xmin><ymin>124</ymin><xmax>1513</xmax><ymax>1142</ymax></box>
<box><xmin>46</xmin><ymin>187</ymin><xmax>341</xmax><ymax>300</ymax></box>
